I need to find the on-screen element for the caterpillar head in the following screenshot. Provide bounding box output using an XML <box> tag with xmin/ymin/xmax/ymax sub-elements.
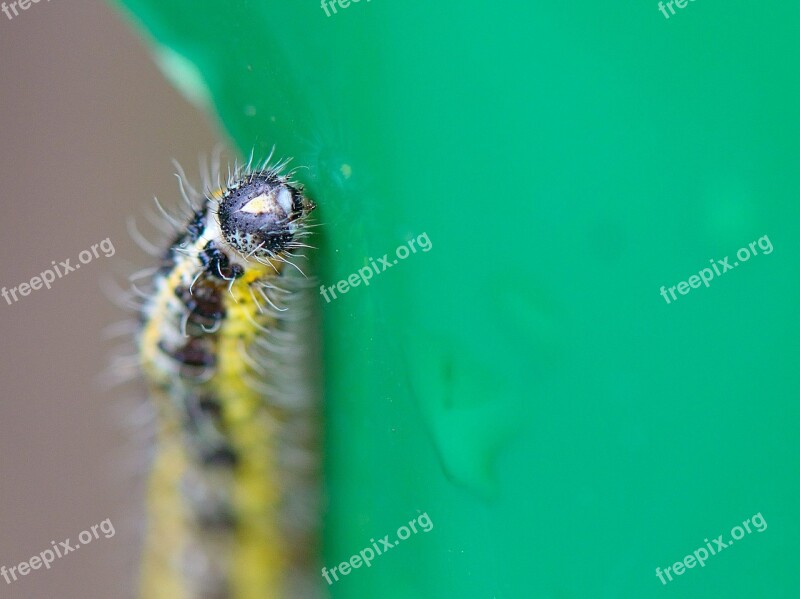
<box><xmin>217</xmin><ymin>172</ymin><xmax>314</xmax><ymax>260</ymax></box>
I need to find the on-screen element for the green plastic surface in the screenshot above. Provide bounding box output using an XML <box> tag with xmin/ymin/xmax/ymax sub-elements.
<box><xmin>112</xmin><ymin>1</ymin><xmax>800</xmax><ymax>596</ymax></box>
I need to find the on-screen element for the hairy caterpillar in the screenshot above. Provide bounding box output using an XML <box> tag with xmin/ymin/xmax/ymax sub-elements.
<box><xmin>132</xmin><ymin>153</ymin><xmax>321</xmax><ymax>599</ymax></box>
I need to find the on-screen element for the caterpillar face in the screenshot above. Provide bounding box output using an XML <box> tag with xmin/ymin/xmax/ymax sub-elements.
<box><xmin>217</xmin><ymin>172</ymin><xmax>313</xmax><ymax>260</ymax></box>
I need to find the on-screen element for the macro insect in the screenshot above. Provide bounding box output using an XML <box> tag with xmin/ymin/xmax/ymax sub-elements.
<box><xmin>130</xmin><ymin>153</ymin><xmax>321</xmax><ymax>599</ymax></box>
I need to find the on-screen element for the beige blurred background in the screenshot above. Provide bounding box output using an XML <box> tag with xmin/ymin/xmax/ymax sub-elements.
<box><xmin>0</xmin><ymin>1</ymin><xmax>220</xmax><ymax>597</ymax></box>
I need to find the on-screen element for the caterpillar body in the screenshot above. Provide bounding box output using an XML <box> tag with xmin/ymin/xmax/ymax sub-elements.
<box><xmin>135</xmin><ymin>156</ymin><xmax>320</xmax><ymax>599</ymax></box>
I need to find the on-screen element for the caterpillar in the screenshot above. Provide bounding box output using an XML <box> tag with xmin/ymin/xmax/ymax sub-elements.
<box><xmin>133</xmin><ymin>153</ymin><xmax>321</xmax><ymax>599</ymax></box>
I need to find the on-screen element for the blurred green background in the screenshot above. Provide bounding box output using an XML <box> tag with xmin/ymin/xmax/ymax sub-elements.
<box><xmin>112</xmin><ymin>1</ymin><xmax>799</xmax><ymax>597</ymax></box>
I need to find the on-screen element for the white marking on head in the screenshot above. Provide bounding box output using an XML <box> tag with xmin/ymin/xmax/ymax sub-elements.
<box><xmin>240</xmin><ymin>193</ymin><xmax>277</xmax><ymax>215</ymax></box>
<box><xmin>277</xmin><ymin>187</ymin><xmax>293</xmax><ymax>215</ymax></box>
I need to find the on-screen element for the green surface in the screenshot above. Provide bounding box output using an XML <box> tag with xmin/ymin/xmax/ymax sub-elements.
<box><xmin>112</xmin><ymin>1</ymin><xmax>800</xmax><ymax>596</ymax></box>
